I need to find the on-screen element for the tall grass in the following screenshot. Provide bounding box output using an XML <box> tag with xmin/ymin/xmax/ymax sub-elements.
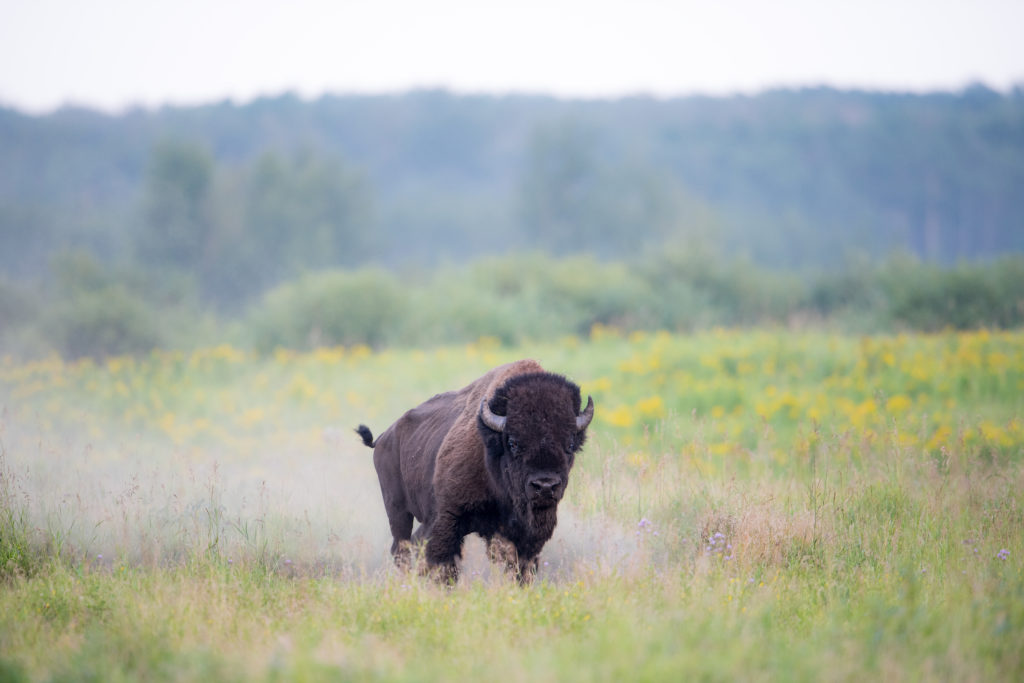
<box><xmin>0</xmin><ymin>330</ymin><xmax>1022</xmax><ymax>680</ymax></box>
<box><xmin>0</xmin><ymin>442</ymin><xmax>43</xmax><ymax>580</ymax></box>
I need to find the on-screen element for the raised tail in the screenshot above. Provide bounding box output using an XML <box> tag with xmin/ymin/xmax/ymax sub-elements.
<box><xmin>355</xmin><ymin>425</ymin><xmax>376</xmax><ymax>448</ymax></box>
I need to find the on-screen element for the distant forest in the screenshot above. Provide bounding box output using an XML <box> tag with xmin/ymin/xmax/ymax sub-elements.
<box><xmin>2</xmin><ymin>85</ymin><xmax>1024</xmax><ymax>357</ymax></box>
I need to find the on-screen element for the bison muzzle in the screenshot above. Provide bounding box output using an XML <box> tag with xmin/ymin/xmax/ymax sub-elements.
<box><xmin>356</xmin><ymin>359</ymin><xmax>594</xmax><ymax>584</ymax></box>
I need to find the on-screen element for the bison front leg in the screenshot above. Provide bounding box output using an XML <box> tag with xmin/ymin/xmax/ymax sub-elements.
<box><xmin>423</xmin><ymin>510</ymin><xmax>463</xmax><ymax>585</ymax></box>
<box><xmin>516</xmin><ymin>555</ymin><xmax>539</xmax><ymax>585</ymax></box>
<box><xmin>486</xmin><ymin>534</ymin><xmax>517</xmax><ymax>569</ymax></box>
<box><xmin>486</xmin><ymin>535</ymin><xmax>539</xmax><ymax>585</ymax></box>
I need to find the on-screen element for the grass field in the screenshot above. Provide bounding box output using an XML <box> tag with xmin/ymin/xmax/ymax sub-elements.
<box><xmin>1</xmin><ymin>329</ymin><xmax>1023</xmax><ymax>681</ymax></box>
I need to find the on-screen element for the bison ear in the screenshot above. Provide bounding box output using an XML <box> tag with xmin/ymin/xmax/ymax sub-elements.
<box><xmin>576</xmin><ymin>396</ymin><xmax>594</xmax><ymax>432</ymax></box>
<box><xmin>479</xmin><ymin>398</ymin><xmax>507</xmax><ymax>432</ymax></box>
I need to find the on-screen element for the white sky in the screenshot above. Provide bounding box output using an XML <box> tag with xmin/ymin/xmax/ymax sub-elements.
<box><xmin>1</xmin><ymin>0</ymin><xmax>1022</xmax><ymax>113</ymax></box>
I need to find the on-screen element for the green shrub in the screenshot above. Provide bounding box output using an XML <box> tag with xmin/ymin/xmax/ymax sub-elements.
<box><xmin>0</xmin><ymin>278</ymin><xmax>36</xmax><ymax>330</ymax></box>
<box><xmin>640</xmin><ymin>246</ymin><xmax>804</xmax><ymax>327</ymax></box>
<box><xmin>0</xmin><ymin>278</ymin><xmax>47</xmax><ymax>357</ymax></box>
<box><xmin>43</xmin><ymin>286</ymin><xmax>162</xmax><ymax>360</ymax></box>
<box><xmin>38</xmin><ymin>251</ymin><xmax>164</xmax><ymax>359</ymax></box>
<box><xmin>246</xmin><ymin>268</ymin><xmax>409</xmax><ymax>351</ymax></box>
<box><xmin>469</xmin><ymin>253</ymin><xmax>661</xmax><ymax>334</ymax></box>
<box><xmin>881</xmin><ymin>255</ymin><xmax>1024</xmax><ymax>331</ymax></box>
<box><xmin>25</xmin><ymin>248</ymin><xmax>1024</xmax><ymax>360</ymax></box>
<box><xmin>401</xmin><ymin>272</ymin><xmax>530</xmax><ymax>346</ymax></box>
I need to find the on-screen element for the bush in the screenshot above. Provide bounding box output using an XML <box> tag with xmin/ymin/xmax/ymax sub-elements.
<box><xmin>0</xmin><ymin>278</ymin><xmax>47</xmax><ymax>356</ymax></box>
<box><xmin>245</xmin><ymin>268</ymin><xmax>409</xmax><ymax>351</ymax></box>
<box><xmin>640</xmin><ymin>246</ymin><xmax>804</xmax><ymax>328</ymax></box>
<box><xmin>880</xmin><ymin>255</ymin><xmax>1024</xmax><ymax>331</ymax></box>
<box><xmin>401</xmin><ymin>272</ymin><xmax>530</xmax><ymax>346</ymax></box>
<box><xmin>240</xmin><ymin>251</ymin><xmax>1024</xmax><ymax>353</ymax></box>
<box><xmin>38</xmin><ymin>251</ymin><xmax>164</xmax><ymax>359</ymax></box>
<box><xmin>44</xmin><ymin>286</ymin><xmax>163</xmax><ymax>359</ymax></box>
<box><xmin>18</xmin><ymin>248</ymin><xmax>1024</xmax><ymax>360</ymax></box>
<box><xmin>468</xmin><ymin>253</ymin><xmax>660</xmax><ymax>334</ymax></box>
<box><xmin>0</xmin><ymin>278</ymin><xmax>36</xmax><ymax>329</ymax></box>
<box><xmin>399</xmin><ymin>254</ymin><xmax>666</xmax><ymax>345</ymax></box>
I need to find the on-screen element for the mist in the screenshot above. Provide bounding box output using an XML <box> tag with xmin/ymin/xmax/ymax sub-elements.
<box><xmin>0</xmin><ymin>351</ymin><xmax>647</xmax><ymax>584</ymax></box>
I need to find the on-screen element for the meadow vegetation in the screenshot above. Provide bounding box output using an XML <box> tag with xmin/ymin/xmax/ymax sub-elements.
<box><xmin>1</xmin><ymin>329</ymin><xmax>1022</xmax><ymax>680</ymax></box>
<box><xmin>4</xmin><ymin>249</ymin><xmax>1024</xmax><ymax>361</ymax></box>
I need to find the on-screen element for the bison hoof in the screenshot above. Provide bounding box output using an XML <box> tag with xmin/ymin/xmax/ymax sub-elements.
<box><xmin>426</xmin><ymin>562</ymin><xmax>459</xmax><ymax>586</ymax></box>
<box><xmin>392</xmin><ymin>540</ymin><xmax>422</xmax><ymax>572</ymax></box>
<box><xmin>517</xmin><ymin>557</ymin><xmax>539</xmax><ymax>585</ymax></box>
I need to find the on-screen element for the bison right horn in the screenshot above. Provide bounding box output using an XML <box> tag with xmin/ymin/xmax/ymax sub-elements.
<box><xmin>480</xmin><ymin>399</ymin><xmax>507</xmax><ymax>432</ymax></box>
<box><xmin>576</xmin><ymin>396</ymin><xmax>595</xmax><ymax>431</ymax></box>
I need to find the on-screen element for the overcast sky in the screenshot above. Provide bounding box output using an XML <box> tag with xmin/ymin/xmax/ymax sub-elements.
<box><xmin>2</xmin><ymin>0</ymin><xmax>1022</xmax><ymax>113</ymax></box>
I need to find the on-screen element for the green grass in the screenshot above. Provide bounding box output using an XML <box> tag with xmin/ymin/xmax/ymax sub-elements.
<box><xmin>1</xmin><ymin>330</ymin><xmax>1023</xmax><ymax>681</ymax></box>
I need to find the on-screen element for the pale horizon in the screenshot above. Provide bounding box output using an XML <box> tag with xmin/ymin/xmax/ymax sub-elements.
<box><xmin>2</xmin><ymin>0</ymin><xmax>1023</xmax><ymax>114</ymax></box>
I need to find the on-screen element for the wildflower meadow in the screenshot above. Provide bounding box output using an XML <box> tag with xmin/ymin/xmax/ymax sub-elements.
<box><xmin>1</xmin><ymin>329</ymin><xmax>1022</xmax><ymax>680</ymax></box>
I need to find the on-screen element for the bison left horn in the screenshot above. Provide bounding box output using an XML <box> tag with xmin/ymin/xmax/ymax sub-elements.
<box><xmin>480</xmin><ymin>399</ymin><xmax>507</xmax><ymax>432</ymax></box>
<box><xmin>576</xmin><ymin>396</ymin><xmax>595</xmax><ymax>431</ymax></box>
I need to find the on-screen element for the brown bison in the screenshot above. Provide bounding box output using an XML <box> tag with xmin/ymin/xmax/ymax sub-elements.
<box><xmin>356</xmin><ymin>359</ymin><xmax>594</xmax><ymax>583</ymax></box>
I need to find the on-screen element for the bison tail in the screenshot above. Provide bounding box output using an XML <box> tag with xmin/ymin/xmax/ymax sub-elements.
<box><xmin>355</xmin><ymin>425</ymin><xmax>376</xmax><ymax>448</ymax></box>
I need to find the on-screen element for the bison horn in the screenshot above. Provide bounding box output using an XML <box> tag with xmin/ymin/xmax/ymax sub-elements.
<box><xmin>479</xmin><ymin>399</ymin><xmax>507</xmax><ymax>432</ymax></box>
<box><xmin>576</xmin><ymin>396</ymin><xmax>595</xmax><ymax>431</ymax></box>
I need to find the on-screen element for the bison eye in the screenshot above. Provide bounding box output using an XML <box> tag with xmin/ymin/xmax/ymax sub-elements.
<box><xmin>507</xmin><ymin>436</ymin><xmax>519</xmax><ymax>456</ymax></box>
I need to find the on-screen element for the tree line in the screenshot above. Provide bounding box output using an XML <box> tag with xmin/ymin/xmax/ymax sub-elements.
<box><xmin>3</xmin><ymin>87</ymin><xmax>1023</xmax><ymax>275</ymax></box>
<box><xmin>1</xmin><ymin>85</ymin><xmax>1023</xmax><ymax>357</ymax></box>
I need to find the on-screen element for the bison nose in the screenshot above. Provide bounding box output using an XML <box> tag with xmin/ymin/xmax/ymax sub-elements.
<box><xmin>529</xmin><ymin>474</ymin><xmax>561</xmax><ymax>498</ymax></box>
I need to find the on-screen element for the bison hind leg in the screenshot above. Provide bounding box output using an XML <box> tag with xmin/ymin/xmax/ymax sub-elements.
<box><xmin>391</xmin><ymin>539</ymin><xmax>417</xmax><ymax>572</ymax></box>
<box><xmin>387</xmin><ymin>510</ymin><xmax>416</xmax><ymax>571</ymax></box>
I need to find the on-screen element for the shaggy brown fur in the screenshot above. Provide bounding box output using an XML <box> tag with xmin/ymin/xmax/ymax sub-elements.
<box><xmin>356</xmin><ymin>360</ymin><xmax>594</xmax><ymax>584</ymax></box>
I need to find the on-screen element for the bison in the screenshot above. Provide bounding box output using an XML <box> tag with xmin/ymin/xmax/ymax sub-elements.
<box><xmin>356</xmin><ymin>359</ymin><xmax>594</xmax><ymax>583</ymax></box>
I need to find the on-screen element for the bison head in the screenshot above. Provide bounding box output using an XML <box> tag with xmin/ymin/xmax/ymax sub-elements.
<box><xmin>477</xmin><ymin>372</ymin><xmax>594</xmax><ymax>531</ymax></box>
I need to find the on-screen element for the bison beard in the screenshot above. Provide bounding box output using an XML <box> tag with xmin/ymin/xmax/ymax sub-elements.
<box><xmin>356</xmin><ymin>360</ymin><xmax>594</xmax><ymax>584</ymax></box>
